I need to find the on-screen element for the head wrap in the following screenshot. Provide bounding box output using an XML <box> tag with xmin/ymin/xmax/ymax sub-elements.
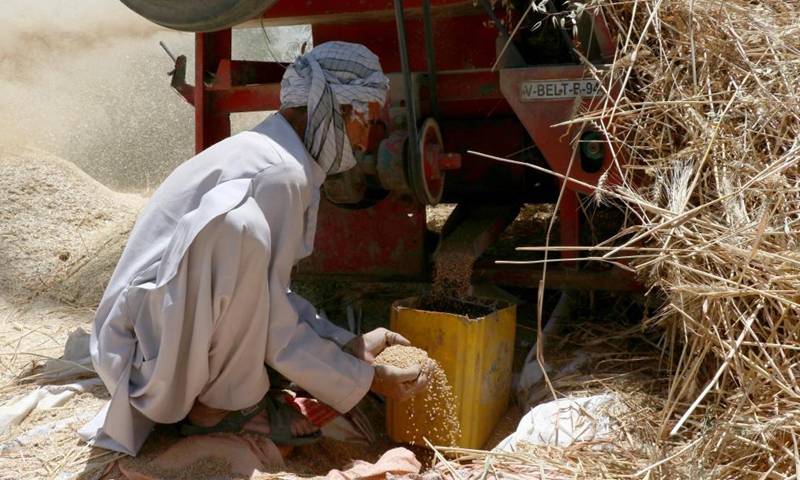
<box><xmin>280</xmin><ymin>41</ymin><xmax>389</xmax><ymax>175</ymax></box>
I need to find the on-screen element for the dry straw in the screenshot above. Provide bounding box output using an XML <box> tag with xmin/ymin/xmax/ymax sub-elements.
<box><xmin>587</xmin><ymin>0</ymin><xmax>800</xmax><ymax>476</ymax></box>
<box><xmin>458</xmin><ymin>0</ymin><xmax>800</xmax><ymax>477</ymax></box>
<box><xmin>515</xmin><ymin>0</ymin><xmax>800</xmax><ymax>476</ymax></box>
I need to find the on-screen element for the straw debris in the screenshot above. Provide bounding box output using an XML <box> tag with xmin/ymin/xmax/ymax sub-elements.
<box><xmin>423</xmin><ymin>307</ymin><xmax>668</xmax><ymax>478</ymax></box>
<box><xmin>553</xmin><ymin>0</ymin><xmax>800</xmax><ymax>476</ymax></box>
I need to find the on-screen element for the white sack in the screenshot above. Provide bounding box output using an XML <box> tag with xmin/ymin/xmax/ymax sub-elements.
<box><xmin>494</xmin><ymin>393</ymin><xmax>618</xmax><ymax>453</ymax></box>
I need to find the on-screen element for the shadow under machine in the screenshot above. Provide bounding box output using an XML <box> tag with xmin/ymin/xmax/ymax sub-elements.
<box><xmin>121</xmin><ymin>0</ymin><xmax>640</xmax><ymax>292</ymax></box>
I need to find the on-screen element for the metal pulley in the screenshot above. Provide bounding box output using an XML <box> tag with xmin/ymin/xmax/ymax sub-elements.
<box><xmin>326</xmin><ymin>117</ymin><xmax>460</xmax><ymax>207</ymax></box>
<box><xmin>372</xmin><ymin>117</ymin><xmax>460</xmax><ymax>206</ymax></box>
<box><xmin>119</xmin><ymin>0</ymin><xmax>278</xmax><ymax>32</ymax></box>
<box><xmin>408</xmin><ymin>118</ymin><xmax>460</xmax><ymax>205</ymax></box>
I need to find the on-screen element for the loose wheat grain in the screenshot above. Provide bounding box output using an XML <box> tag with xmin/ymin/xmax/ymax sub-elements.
<box><xmin>431</xmin><ymin>250</ymin><xmax>475</xmax><ymax>301</ymax></box>
<box><xmin>374</xmin><ymin>345</ymin><xmax>461</xmax><ymax>447</ymax></box>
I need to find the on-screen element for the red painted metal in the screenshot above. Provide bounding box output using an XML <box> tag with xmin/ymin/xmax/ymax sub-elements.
<box><xmin>170</xmin><ymin>55</ymin><xmax>195</xmax><ymax>106</ymax></box>
<box><xmin>260</xmin><ymin>0</ymin><xmax>485</xmax><ymax>29</ymax></box>
<box><xmin>296</xmin><ymin>195</ymin><xmax>427</xmax><ymax>279</ymax></box>
<box><xmin>432</xmin><ymin>148</ymin><xmax>460</xmax><ymax>172</ymax></box>
<box><xmin>218</xmin><ymin>60</ymin><xmax>286</xmax><ymax>86</ymax></box>
<box><xmin>195</xmin><ymin>31</ymin><xmax>232</xmax><ymax>152</ymax></box>
<box><xmin>438</xmin><ymin>119</ymin><xmax>537</xmax><ymax>199</ymax></box>
<box><xmin>210</xmin><ymin>84</ymin><xmax>282</xmax><ymax>114</ymax></box>
<box><xmin>168</xmin><ymin>0</ymin><xmax>641</xmax><ymax>290</ymax></box>
<box><xmin>312</xmin><ymin>20</ymin><xmax>498</xmax><ymax>78</ymax></box>
<box><xmin>294</xmin><ymin>265</ymin><xmax>644</xmax><ymax>291</ymax></box>
<box><xmin>422</xmin><ymin>70</ymin><xmax>511</xmax><ymax>119</ymax></box>
<box><xmin>210</xmin><ymin>59</ymin><xmax>284</xmax><ymax>112</ymax></box>
<box><xmin>588</xmin><ymin>9</ymin><xmax>616</xmax><ymax>61</ymax></box>
<box><xmin>182</xmin><ymin>65</ymin><xmax>510</xmax><ymax>121</ymax></box>
<box><xmin>417</xmin><ymin>119</ymin><xmax>449</xmax><ymax>200</ymax></box>
<box><xmin>376</xmin><ymin>133</ymin><xmax>410</xmax><ymax>192</ymax></box>
<box><xmin>499</xmin><ymin>65</ymin><xmax>625</xmax><ymax>195</ymax></box>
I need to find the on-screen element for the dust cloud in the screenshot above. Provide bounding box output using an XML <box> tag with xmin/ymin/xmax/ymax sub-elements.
<box><xmin>0</xmin><ymin>0</ymin><xmax>195</xmax><ymax>190</ymax></box>
<box><xmin>0</xmin><ymin>1</ymin><xmax>308</xmax><ymax>191</ymax></box>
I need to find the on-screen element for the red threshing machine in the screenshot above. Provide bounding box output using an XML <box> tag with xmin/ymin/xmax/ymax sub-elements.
<box><xmin>121</xmin><ymin>0</ymin><xmax>640</xmax><ymax>291</ymax></box>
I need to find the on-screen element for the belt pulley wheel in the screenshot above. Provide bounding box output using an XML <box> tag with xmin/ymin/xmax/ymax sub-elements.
<box><xmin>120</xmin><ymin>0</ymin><xmax>278</xmax><ymax>32</ymax></box>
<box><xmin>408</xmin><ymin>118</ymin><xmax>445</xmax><ymax>206</ymax></box>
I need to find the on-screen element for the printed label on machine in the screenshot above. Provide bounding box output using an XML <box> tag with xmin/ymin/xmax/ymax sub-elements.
<box><xmin>519</xmin><ymin>79</ymin><xmax>601</xmax><ymax>100</ymax></box>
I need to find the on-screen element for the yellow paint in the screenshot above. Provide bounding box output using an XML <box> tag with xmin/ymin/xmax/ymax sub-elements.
<box><xmin>386</xmin><ymin>297</ymin><xmax>516</xmax><ymax>449</ymax></box>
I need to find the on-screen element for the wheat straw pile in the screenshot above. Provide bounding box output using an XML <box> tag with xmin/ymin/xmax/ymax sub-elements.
<box><xmin>571</xmin><ymin>0</ymin><xmax>800</xmax><ymax>476</ymax></box>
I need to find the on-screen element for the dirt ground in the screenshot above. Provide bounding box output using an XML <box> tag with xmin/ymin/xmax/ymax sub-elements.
<box><xmin>0</xmin><ymin>147</ymin><xmax>538</xmax><ymax>479</ymax></box>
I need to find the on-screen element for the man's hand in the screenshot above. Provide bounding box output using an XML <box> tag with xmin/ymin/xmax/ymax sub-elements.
<box><xmin>370</xmin><ymin>359</ymin><xmax>435</xmax><ymax>402</ymax></box>
<box><xmin>343</xmin><ymin>327</ymin><xmax>411</xmax><ymax>363</ymax></box>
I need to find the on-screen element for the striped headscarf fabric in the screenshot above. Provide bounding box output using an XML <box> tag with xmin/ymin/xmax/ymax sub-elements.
<box><xmin>280</xmin><ymin>41</ymin><xmax>389</xmax><ymax>175</ymax></box>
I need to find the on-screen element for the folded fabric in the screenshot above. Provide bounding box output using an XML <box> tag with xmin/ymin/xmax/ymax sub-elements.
<box><xmin>325</xmin><ymin>447</ymin><xmax>421</xmax><ymax>480</ymax></box>
<box><xmin>0</xmin><ymin>377</ymin><xmax>102</xmax><ymax>434</ymax></box>
<box><xmin>42</xmin><ymin>327</ymin><xmax>94</xmax><ymax>380</ymax></box>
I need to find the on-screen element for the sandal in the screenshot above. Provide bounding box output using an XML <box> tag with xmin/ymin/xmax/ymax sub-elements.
<box><xmin>180</xmin><ymin>394</ymin><xmax>322</xmax><ymax>446</ymax></box>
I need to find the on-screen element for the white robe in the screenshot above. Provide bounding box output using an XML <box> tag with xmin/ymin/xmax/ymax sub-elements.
<box><xmin>79</xmin><ymin>114</ymin><xmax>374</xmax><ymax>456</ymax></box>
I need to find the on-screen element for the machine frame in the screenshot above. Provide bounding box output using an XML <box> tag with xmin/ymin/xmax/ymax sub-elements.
<box><xmin>159</xmin><ymin>0</ymin><xmax>641</xmax><ymax>291</ymax></box>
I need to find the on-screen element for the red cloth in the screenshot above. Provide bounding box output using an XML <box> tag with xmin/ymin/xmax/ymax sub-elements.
<box><xmin>283</xmin><ymin>392</ymin><xmax>341</xmax><ymax>428</ymax></box>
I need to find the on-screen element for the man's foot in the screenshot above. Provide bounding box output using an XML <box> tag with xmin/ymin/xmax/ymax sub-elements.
<box><xmin>186</xmin><ymin>396</ymin><xmax>320</xmax><ymax>439</ymax></box>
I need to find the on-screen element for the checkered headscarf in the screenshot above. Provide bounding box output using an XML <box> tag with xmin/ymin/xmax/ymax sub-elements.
<box><xmin>280</xmin><ymin>41</ymin><xmax>389</xmax><ymax>175</ymax></box>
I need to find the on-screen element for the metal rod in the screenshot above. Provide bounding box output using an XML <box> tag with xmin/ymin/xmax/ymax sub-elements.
<box><xmin>159</xmin><ymin>41</ymin><xmax>178</xmax><ymax>63</ymax></box>
<box><xmin>421</xmin><ymin>0</ymin><xmax>440</xmax><ymax>122</ymax></box>
<box><xmin>393</xmin><ymin>0</ymin><xmax>419</xmax><ymax>166</ymax></box>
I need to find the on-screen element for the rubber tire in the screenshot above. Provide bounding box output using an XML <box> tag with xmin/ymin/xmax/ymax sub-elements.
<box><xmin>120</xmin><ymin>0</ymin><xmax>279</xmax><ymax>32</ymax></box>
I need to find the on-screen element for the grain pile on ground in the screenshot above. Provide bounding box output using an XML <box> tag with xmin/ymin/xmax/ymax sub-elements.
<box><xmin>374</xmin><ymin>345</ymin><xmax>461</xmax><ymax>448</ymax></box>
<box><xmin>0</xmin><ymin>147</ymin><xmax>146</xmax><ymax>478</ymax></box>
<box><xmin>0</xmin><ymin>146</ymin><xmax>145</xmax><ymax>306</ymax></box>
<box><xmin>550</xmin><ymin>0</ymin><xmax>800</xmax><ymax>476</ymax></box>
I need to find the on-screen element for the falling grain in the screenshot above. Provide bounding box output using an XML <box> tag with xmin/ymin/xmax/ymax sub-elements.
<box><xmin>426</xmin><ymin>249</ymin><xmax>497</xmax><ymax>318</ymax></box>
<box><xmin>374</xmin><ymin>345</ymin><xmax>461</xmax><ymax>447</ymax></box>
<box><xmin>431</xmin><ymin>250</ymin><xmax>475</xmax><ymax>301</ymax></box>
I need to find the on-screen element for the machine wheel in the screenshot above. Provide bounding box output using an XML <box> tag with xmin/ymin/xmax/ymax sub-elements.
<box><xmin>120</xmin><ymin>0</ymin><xmax>279</xmax><ymax>32</ymax></box>
<box><xmin>408</xmin><ymin>118</ymin><xmax>445</xmax><ymax>206</ymax></box>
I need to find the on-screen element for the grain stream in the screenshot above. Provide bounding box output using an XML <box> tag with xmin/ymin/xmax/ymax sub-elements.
<box><xmin>431</xmin><ymin>250</ymin><xmax>475</xmax><ymax>301</ymax></box>
<box><xmin>374</xmin><ymin>345</ymin><xmax>461</xmax><ymax>447</ymax></box>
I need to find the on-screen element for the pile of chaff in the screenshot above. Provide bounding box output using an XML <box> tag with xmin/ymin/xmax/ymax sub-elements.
<box><xmin>438</xmin><ymin>0</ymin><xmax>800</xmax><ymax>477</ymax></box>
<box><xmin>579</xmin><ymin>0</ymin><xmax>800</xmax><ymax>476</ymax></box>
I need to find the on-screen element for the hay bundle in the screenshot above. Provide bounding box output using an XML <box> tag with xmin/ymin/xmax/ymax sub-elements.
<box><xmin>574</xmin><ymin>0</ymin><xmax>800</xmax><ymax>476</ymax></box>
